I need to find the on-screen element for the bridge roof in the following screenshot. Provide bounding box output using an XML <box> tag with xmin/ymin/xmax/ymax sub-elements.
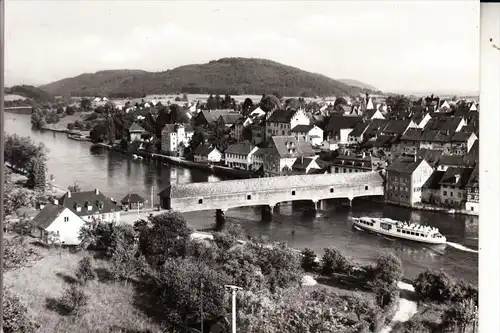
<box><xmin>159</xmin><ymin>171</ymin><xmax>383</xmax><ymax>199</ymax></box>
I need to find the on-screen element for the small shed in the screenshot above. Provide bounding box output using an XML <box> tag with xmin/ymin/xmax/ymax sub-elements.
<box><xmin>121</xmin><ymin>193</ymin><xmax>145</xmax><ymax>210</ymax></box>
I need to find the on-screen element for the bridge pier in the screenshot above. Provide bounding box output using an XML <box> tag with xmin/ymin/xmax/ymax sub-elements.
<box><xmin>313</xmin><ymin>200</ymin><xmax>326</xmax><ymax>211</ymax></box>
<box><xmin>348</xmin><ymin>196</ymin><xmax>353</xmax><ymax>207</ymax></box>
<box><xmin>215</xmin><ymin>209</ymin><xmax>228</xmax><ymax>231</ymax></box>
<box><xmin>261</xmin><ymin>205</ymin><xmax>275</xmax><ymax>222</ymax></box>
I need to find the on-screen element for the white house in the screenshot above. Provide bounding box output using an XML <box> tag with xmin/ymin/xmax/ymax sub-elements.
<box><xmin>56</xmin><ymin>189</ymin><xmax>121</xmax><ymax>223</ymax></box>
<box><xmin>291</xmin><ymin>124</ymin><xmax>324</xmax><ymax>147</ymax></box>
<box><xmin>193</xmin><ymin>145</ymin><xmax>222</xmax><ymax>163</ymax></box>
<box><xmin>224</xmin><ymin>143</ymin><xmax>259</xmax><ymax>170</ymax></box>
<box><xmin>31</xmin><ymin>204</ymin><xmax>85</xmax><ymax>245</ymax></box>
<box><xmin>161</xmin><ymin>123</ymin><xmax>194</xmax><ymax>154</ymax></box>
<box><xmin>266</xmin><ymin>109</ymin><xmax>310</xmax><ymax>139</ymax></box>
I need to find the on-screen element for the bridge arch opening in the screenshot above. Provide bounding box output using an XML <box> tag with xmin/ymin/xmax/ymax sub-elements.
<box><xmin>198</xmin><ymin>198</ymin><xmax>203</xmax><ymax>204</ymax></box>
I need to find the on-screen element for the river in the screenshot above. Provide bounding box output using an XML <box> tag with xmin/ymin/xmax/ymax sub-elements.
<box><xmin>5</xmin><ymin>112</ymin><xmax>478</xmax><ymax>284</ymax></box>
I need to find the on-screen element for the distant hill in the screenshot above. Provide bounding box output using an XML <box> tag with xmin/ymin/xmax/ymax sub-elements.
<box><xmin>40</xmin><ymin>58</ymin><xmax>380</xmax><ymax>98</ymax></box>
<box><xmin>4</xmin><ymin>85</ymin><xmax>55</xmax><ymax>102</ymax></box>
<box><xmin>337</xmin><ymin>79</ymin><xmax>379</xmax><ymax>92</ymax></box>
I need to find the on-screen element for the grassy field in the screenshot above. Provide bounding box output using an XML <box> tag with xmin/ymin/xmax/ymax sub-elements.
<box><xmin>4</xmin><ymin>245</ymin><xmax>163</xmax><ymax>333</ymax></box>
<box><xmin>43</xmin><ymin>111</ymin><xmax>94</xmax><ymax>135</ymax></box>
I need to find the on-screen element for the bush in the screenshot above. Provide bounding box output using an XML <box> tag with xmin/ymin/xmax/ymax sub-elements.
<box><xmin>45</xmin><ymin>111</ymin><xmax>60</xmax><ymax>124</ymax></box>
<box><xmin>321</xmin><ymin>247</ymin><xmax>352</xmax><ymax>276</ymax></box>
<box><xmin>3</xmin><ymin>288</ymin><xmax>39</xmax><ymax>333</ymax></box>
<box><xmin>372</xmin><ymin>252</ymin><xmax>404</xmax><ymax>288</ymax></box>
<box><xmin>67</xmin><ymin>123</ymin><xmax>75</xmax><ymax>130</ymax></box>
<box><xmin>59</xmin><ymin>285</ymin><xmax>89</xmax><ymax>316</ymax></box>
<box><xmin>301</xmin><ymin>248</ymin><xmax>319</xmax><ymax>273</ymax></box>
<box><xmin>74</xmin><ymin>120</ymin><xmax>84</xmax><ymax>129</ymax></box>
<box><xmin>84</xmin><ymin>122</ymin><xmax>92</xmax><ymax>130</ymax></box>
<box><xmin>414</xmin><ymin>269</ymin><xmax>456</xmax><ymax>303</ymax></box>
<box><xmin>75</xmin><ymin>256</ymin><xmax>97</xmax><ymax>284</ymax></box>
<box><xmin>65</xmin><ymin>106</ymin><xmax>75</xmax><ymax>115</ymax></box>
<box><xmin>213</xmin><ymin>232</ymin><xmax>237</xmax><ymax>250</ymax></box>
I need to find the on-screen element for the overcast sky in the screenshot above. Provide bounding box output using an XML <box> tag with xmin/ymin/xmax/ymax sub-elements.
<box><xmin>6</xmin><ymin>0</ymin><xmax>479</xmax><ymax>94</ymax></box>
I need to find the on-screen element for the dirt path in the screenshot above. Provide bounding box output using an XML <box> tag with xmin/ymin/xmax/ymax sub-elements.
<box><xmin>379</xmin><ymin>281</ymin><xmax>418</xmax><ymax>333</ymax></box>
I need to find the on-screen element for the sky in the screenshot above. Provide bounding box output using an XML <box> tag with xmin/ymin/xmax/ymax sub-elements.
<box><xmin>5</xmin><ymin>0</ymin><xmax>480</xmax><ymax>94</ymax></box>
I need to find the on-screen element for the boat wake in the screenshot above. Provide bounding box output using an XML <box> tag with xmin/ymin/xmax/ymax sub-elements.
<box><xmin>446</xmin><ymin>242</ymin><xmax>479</xmax><ymax>254</ymax></box>
<box><xmin>353</xmin><ymin>225</ymin><xmax>363</xmax><ymax>231</ymax></box>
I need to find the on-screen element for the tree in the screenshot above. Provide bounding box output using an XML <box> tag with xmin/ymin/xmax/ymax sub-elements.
<box><xmin>372</xmin><ymin>252</ymin><xmax>404</xmax><ymax>288</ymax></box>
<box><xmin>80</xmin><ymin>98</ymin><xmax>92</xmax><ymax>111</ymax></box>
<box><xmin>301</xmin><ymin>248</ymin><xmax>319</xmax><ymax>272</ymax></box>
<box><xmin>67</xmin><ymin>123</ymin><xmax>75</xmax><ymax>130</ymax></box>
<box><xmin>56</xmin><ymin>105</ymin><xmax>65</xmax><ymax>114</ymax></box>
<box><xmin>242</xmin><ymin>98</ymin><xmax>253</xmax><ymax>113</ymax></box>
<box><xmin>3</xmin><ymin>288</ymin><xmax>39</xmax><ymax>333</ymax></box>
<box><xmin>206</xmin><ymin>94</ymin><xmax>218</xmax><ymax>110</ymax></box>
<box><xmin>321</xmin><ymin>247</ymin><xmax>353</xmax><ymax>276</ymax></box>
<box><xmin>333</xmin><ymin>97</ymin><xmax>348</xmax><ymax>109</ymax></box>
<box><xmin>89</xmin><ymin>122</ymin><xmax>108</xmax><ymax>143</ymax></box>
<box><xmin>285</xmin><ymin>98</ymin><xmax>301</xmax><ymax>110</ymax></box>
<box><xmin>441</xmin><ymin>298</ymin><xmax>477</xmax><ymax>333</ymax></box>
<box><xmin>138</xmin><ymin>211</ymin><xmax>193</xmax><ymax>265</ymax></box>
<box><xmin>152</xmin><ymin>257</ymin><xmax>233</xmax><ymax>325</ymax></box>
<box><xmin>259</xmin><ymin>94</ymin><xmax>281</xmax><ymax>112</ymax></box>
<box><xmin>59</xmin><ymin>284</ymin><xmax>89</xmax><ymax>316</ymax></box>
<box><xmin>75</xmin><ymin>256</ymin><xmax>97</xmax><ymax>285</ymax></box>
<box><xmin>414</xmin><ymin>269</ymin><xmax>456</xmax><ymax>303</ymax></box>
<box><xmin>26</xmin><ymin>156</ymin><xmax>46</xmax><ymax>191</ymax></box>
<box><xmin>68</xmin><ymin>181</ymin><xmax>81</xmax><ymax>192</ymax></box>
<box><xmin>4</xmin><ymin>133</ymin><xmax>48</xmax><ymax>170</ymax></box>
<box><xmin>30</xmin><ymin>109</ymin><xmax>46</xmax><ymax>129</ymax></box>
<box><xmin>65</xmin><ymin>105</ymin><xmax>76</xmax><ymax>115</ymax></box>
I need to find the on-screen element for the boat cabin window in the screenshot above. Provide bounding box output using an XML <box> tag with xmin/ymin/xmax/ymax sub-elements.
<box><xmin>380</xmin><ymin>223</ymin><xmax>392</xmax><ymax>231</ymax></box>
<box><xmin>411</xmin><ymin>232</ymin><xmax>415</xmax><ymax>236</ymax></box>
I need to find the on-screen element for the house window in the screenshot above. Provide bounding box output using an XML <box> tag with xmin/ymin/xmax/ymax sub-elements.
<box><xmin>64</xmin><ymin>216</ymin><xmax>69</xmax><ymax>222</ymax></box>
<box><xmin>450</xmin><ymin>192</ymin><xmax>453</xmax><ymax>197</ymax></box>
<box><xmin>330</xmin><ymin>188</ymin><xmax>334</xmax><ymax>193</ymax></box>
<box><xmin>198</xmin><ymin>198</ymin><xmax>203</xmax><ymax>204</ymax></box>
<box><xmin>292</xmin><ymin>190</ymin><xmax>296</xmax><ymax>196</ymax></box>
<box><xmin>471</xmin><ymin>207</ymin><xmax>474</xmax><ymax>211</ymax></box>
<box><xmin>365</xmin><ymin>186</ymin><xmax>369</xmax><ymax>190</ymax></box>
<box><xmin>247</xmin><ymin>194</ymin><xmax>252</xmax><ymax>200</ymax></box>
<box><xmin>443</xmin><ymin>191</ymin><xmax>447</xmax><ymax>196</ymax></box>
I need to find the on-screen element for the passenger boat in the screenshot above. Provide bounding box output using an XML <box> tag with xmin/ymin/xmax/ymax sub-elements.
<box><xmin>351</xmin><ymin>216</ymin><xmax>447</xmax><ymax>245</ymax></box>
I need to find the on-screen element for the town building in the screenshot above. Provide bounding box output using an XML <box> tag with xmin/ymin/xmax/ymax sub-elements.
<box><xmin>129</xmin><ymin>123</ymin><xmax>147</xmax><ymax>142</ymax></box>
<box><xmin>421</xmin><ymin>170</ymin><xmax>445</xmax><ymax>204</ymax></box>
<box><xmin>465</xmin><ymin>165</ymin><xmax>479</xmax><ymax>212</ymax></box>
<box><xmin>193</xmin><ymin>144</ymin><xmax>222</xmax><ymax>163</ymax></box>
<box><xmin>30</xmin><ymin>204</ymin><xmax>85</xmax><ymax>245</ymax></box>
<box><xmin>224</xmin><ymin>143</ymin><xmax>259</xmax><ymax>170</ymax></box>
<box><xmin>291</xmin><ymin>157</ymin><xmax>324</xmax><ymax>175</ymax></box>
<box><xmin>55</xmin><ymin>189</ymin><xmax>121</xmax><ymax>223</ymax></box>
<box><xmin>120</xmin><ymin>193</ymin><xmax>145</xmax><ymax>210</ymax></box>
<box><xmin>329</xmin><ymin>152</ymin><xmax>384</xmax><ymax>174</ymax></box>
<box><xmin>263</xmin><ymin>136</ymin><xmax>316</xmax><ymax>177</ymax></box>
<box><xmin>265</xmin><ymin>109</ymin><xmax>310</xmax><ymax>139</ymax></box>
<box><xmin>364</xmin><ymin>108</ymin><xmax>385</xmax><ymax>120</ymax></box>
<box><xmin>194</xmin><ymin>110</ymin><xmax>241</xmax><ymax>127</ymax></box>
<box><xmin>385</xmin><ymin>155</ymin><xmax>434</xmax><ymax>206</ymax></box>
<box><xmin>325</xmin><ymin>116</ymin><xmax>363</xmax><ymax>144</ymax></box>
<box><xmin>161</xmin><ymin>123</ymin><xmax>194</xmax><ymax>154</ymax></box>
<box><xmin>290</xmin><ymin>124</ymin><xmax>324</xmax><ymax>147</ymax></box>
<box><xmin>438</xmin><ymin>167</ymin><xmax>474</xmax><ymax>209</ymax></box>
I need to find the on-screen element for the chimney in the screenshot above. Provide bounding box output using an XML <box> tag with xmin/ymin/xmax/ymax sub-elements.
<box><xmin>67</xmin><ymin>191</ymin><xmax>71</xmax><ymax>198</ymax></box>
<box><xmin>454</xmin><ymin>174</ymin><xmax>460</xmax><ymax>183</ymax></box>
<box><xmin>414</xmin><ymin>155</ymin><xmax>417</xmax><ymax>163</ymax></box>
<box><xmin>95</xmin><ymin>189</ymin><xmax>99</xmax><ymax>195</ymax></box>
<box><xmin>53</xmin><ymin>198</ymin><xmax>59</xmax><ymax>205</ymax></box>
<box><xmin>362</xmin><ymin>151</ymin><xmax>366</xmax><ymax>158</ymax></box>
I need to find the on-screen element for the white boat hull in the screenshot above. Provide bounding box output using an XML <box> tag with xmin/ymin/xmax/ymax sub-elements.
<box><xmin>352</xmin><ymin>219</ymin><xmax>447</xmax><ymax>245</ymax></box>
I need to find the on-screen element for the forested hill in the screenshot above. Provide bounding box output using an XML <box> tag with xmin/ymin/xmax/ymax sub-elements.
<box><xmin>40</xmin><ymin>58</ymin><xmax>382</xmax><ymax>98</ymax></box>
<box><xmin>5</xmin><ymin>85</ymin><xmax>55</xmax><ymax>102</ymax></box>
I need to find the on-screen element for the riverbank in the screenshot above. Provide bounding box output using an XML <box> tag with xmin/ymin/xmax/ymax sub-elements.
<box><xmin>384</xmin><ymin>199</ymin><xmax>479</xmax><ymax>217</ymax></box>
<box><xmin>94</xmin><ymin>142</ymin><xmax>256</xmax><ymax>179</ymax></box>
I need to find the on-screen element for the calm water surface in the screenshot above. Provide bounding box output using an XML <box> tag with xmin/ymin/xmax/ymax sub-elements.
<box><xmin>5</xmin><ymin>113</ymin><xmax>478</xmax><ymax>283</ymax></box>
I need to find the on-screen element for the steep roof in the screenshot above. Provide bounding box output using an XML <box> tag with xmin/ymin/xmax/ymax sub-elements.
<box><xmin>219</xmin><ymin>114</ymin><xmax>242</xmax><ymax>125</ymax></box>
<box><xmin>129</xmin><ymin>123</ymin><xmax>146</xmax><ymax>132</ymax></box>
<box><xmin>292</xmin><ymin>157</ymin><xmax>319</xmax><ymax>171</ymax></box>
<box><xmin>193</xmin><ymin>144</ymin><xmax>219</xmax><ymax>157</ymax></box>
<box><xmin>198</xmin><ymin>110</ymin><xmax>240</xmax><ymax>125</ymax></box>
<box><xmin>225</xmin><ymin>143</ymin><xmax>255</xmax><ymax>156</ymax></box>
<box><xmin>438</xmin><ymin>154</ymin><xmax>476</xmax><ymax>168</ymax></box>
<box><xmin>439</xmin><ymin>167</ymin><xmax>474</xmax><ymax>188</ymax></box>
<box><xmin>271</xmin><ymin>136</ymin><xmax>315</xmax><ymax>158</ymax></box>
<box><xmin>121</xmin><ymin>193</ymin><xmax>145</xmax><ymax>204</ymax></box>
<box><xmin>348</xmin><ymin>122</ymin><xmax>369</xmax><ymax>137</ymax></box>
<box><xmin>466</xmin><ymin>165</ymin><xmax>479</xmax><ymax>188</ymax></box>
<box><xmin>326</xmin><ymin>116</ymin><xmax>362</xmax><ymax>132</ymax></box>
<box><xmin>160</xmin><ymin>171</ymin><xmax>384</xmax><ymax>199</ymax></box>
<box><xmin>31</xmin><ymin>204</ymin><xmax>67</xmax><ymax>229</ymax></box>
<box><xmin>371</xmin><ymin>135</ymin><xmax>397</xmax><ymax>147</ymax></box>
<box><xmin>253</xmin><ymin>147</ymin><xmax>275</xmax><ymax>157</ymax></box>
<box><xmin>267</xmin><ymin>109</ymin><xmax>297</xmax><ymax>123</ymax></box>
<box><xmin>381</xmin><ymin>119</ymin><xmax>412</xmax><ymax>135</ymax></box>
<box><xmin>291</xmin><ymin>124</ymin><xmax>315</xmax><ymax>133</ymax></box>
<box><xmin>423</xmin><ymin>170</ymin><xmax>445</xmax><ymax>190</ymax></box>
<box><xmin>364</xmin><ymin>119</ymin><xmax>390</xmax><ymax>137</ymax></box>
<box><xmin>416</xmin><ymin>149</ymin><xmax>444</xmax><ymax>167</ymax></box>
<box><xmin>450</xmin><ymin>132</ymin><xmax>474</xmax><ymax>142</ymax></box>
<box><xmin>424</xmin><ymin>118</ymin><xmax>463</xmax><ymax>132</ymax></box>
<box><xmin>58</xmin><ymin>189</ymin><xmax>119</xmax><ymax>217</ymax></box>
<box><xmin>386</xmin><ymin>156</ymin><xmax>427</xmax><ymax>174</ymax></box>
<box><xmin>400</xmin><ymin>128</ymin><xmax>423</xmax><ymax>141</ymax></box>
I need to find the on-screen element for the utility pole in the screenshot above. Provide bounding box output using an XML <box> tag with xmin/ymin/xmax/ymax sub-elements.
<box><xmin>224</xmin><ymin>285</ymin><xmax>243</xmax><ymax>333</ymax></box>
<box><xmin>200</xmin><ymin>279</ymin><xmax>204</xmax><ymax>333</ymax></box>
